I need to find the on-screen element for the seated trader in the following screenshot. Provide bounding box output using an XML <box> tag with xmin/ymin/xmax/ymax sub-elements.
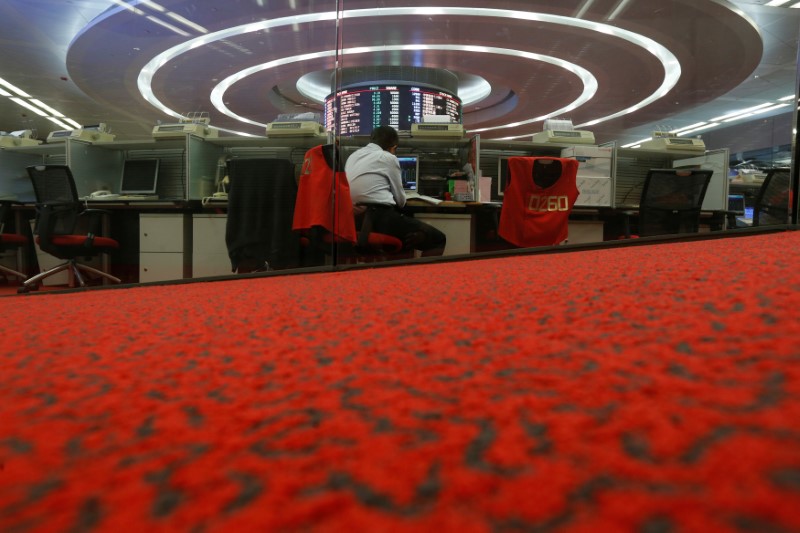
<box><xmin>345</xmin><ymin>125</ymin><xmax>446</xmax><ymax>257</ymax></box>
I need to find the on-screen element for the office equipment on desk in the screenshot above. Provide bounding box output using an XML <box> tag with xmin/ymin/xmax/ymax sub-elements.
<box><xmin>621</xmin><ymin>168</ymin><xmax>713</xmax><ymax>238</ymax></box>
<box><xmin>410</xmin><ymin>123</ymin><xmax>464</xmax><ymax>138</ymax></box>
<box><xmin>152</xmin><ymin>112</ymin><xmax>218</xmax><ymax>139</ymax></box>
<box><xmin>265</xmin><ymin>121</ymin><xmax>326</xmax><ymax>138</ymax></box>
<box><xmin>397</xmin><ymin>156</ymin><xmax>419</xmax><ymax>191</ymax></box>
<box><xmin>404</xmin><ymin>191</ymin><xmax>443</xmax><ymax>205</ymax></box>
<box><xmin>0</xmin><ymin>129</ymin><xmax>41</xmax><ymax>147</ymax></box>
<box><xmin>727</xmin><ymin>194</ymin><xmax>752</xmax><ymax>227</ymax></box>
<box><xmin>46</xmin><ymin>123</ymin><xmax>115</xmax><ymax>143</ymax></box>
<box><xmin>531</xmin><ymin>119</ymin><xmax>595</xmax><ymax>145</ymax></box>
<box><xmin>639</xmin><ymin>131</ymin><xmax>705</xmax><ymax>152</ymax></box>
<box><xmin>86</xmin><ymin>158</ymin><xmax>160</xmax><ymax>201</ymax></box>
<box><xmin>20</xmin><ymin>165</ymin><xmax>121</xmax><ymax>292</ymax></box>
<box><xmin>531</xmin><ymin>119</ymin><xmax>594</xmax><ymax>145</ymax></box>
<box><xmin>120</xmin><ymin>158</ymin><xmax>159</xmax><ymax>197</ymax></box>
<box><xmin>88</xmin><ymin>190</ymin><xmax>119</xmax><ymax>200</ymax></box>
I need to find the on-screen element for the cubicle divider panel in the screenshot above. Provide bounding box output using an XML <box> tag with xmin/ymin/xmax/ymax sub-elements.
<box><xmin>68</xmin><ymin>140</ymin><xmax>125</xmax><ymax>196</ymax></box>
<box><xmin>614</xmin><ymin>152</ymin><xmax>676</xmax><ymax>207</ymax></box>
<box><xmin>227</xmin><ymin>145</ymin><xmax>305</xmax><ymax>165</ymax></box>
<box><xmin>188</xmin><ymin>135</ymin><xmax>225</xmax><ymax>200</ymax></box>
<box><xmin>226</xmin><ymin>146</ymin><xmax>310</xmax><ymax>185</ymax></box>
<box><xmin>0</xmin><ymin>150</ymin><xmax>44</xmax><ymax>202</ymax></box>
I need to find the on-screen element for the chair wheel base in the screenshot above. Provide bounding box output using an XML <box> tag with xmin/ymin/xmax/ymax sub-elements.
<box><xmin>17</xmin><ymin>282</ymin><xmax>40</xmax><ymax>294</ymax></box>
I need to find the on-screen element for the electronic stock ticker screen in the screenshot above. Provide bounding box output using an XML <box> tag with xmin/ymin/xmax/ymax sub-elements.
<box><xmin>325</xmin><ymin>84</ymin><xmax>462</xmax><ymax>135</ymax></box>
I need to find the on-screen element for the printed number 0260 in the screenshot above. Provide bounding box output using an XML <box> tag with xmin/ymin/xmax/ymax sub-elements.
<box><xmin>527</xmin><ymin>195</ymin><xmax>569</xmax><ymax>212</ymax></box>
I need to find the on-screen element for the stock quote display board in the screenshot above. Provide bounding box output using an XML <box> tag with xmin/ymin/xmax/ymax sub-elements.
<box><xmin>325</xmin><ymin>85</ymin><xmax>462</xmax><ymax>135</ymax></box>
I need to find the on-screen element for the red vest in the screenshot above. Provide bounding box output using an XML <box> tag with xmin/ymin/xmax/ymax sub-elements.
<box><xmin>498</xmin><ymin>157</ymin><xmax>579</xmax><ymax>247</ymax></box>
<box><xmin>292</xmin><ymin>145</ymin><xmax>358</xmax><ymax>243</ymax></box>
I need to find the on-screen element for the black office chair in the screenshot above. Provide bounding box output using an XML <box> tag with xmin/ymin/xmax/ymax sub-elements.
<box><xmin>19</xmin><ymin>165</ymin><xmax>121</xmax><ymax>292</ymax></box>
<box><xmin>622</xmin><ymin>168</ymin><xmax>714</xmax><ymax>238</ymax></box>
<box><xmin>753</xmin><ymin>168</ymin><xmax>791</xmax><ymax>226</ymax></box>
<box><xmin>0</xmin><ymin>200</ymin><xmax>29</xmax><ymax>283</ymax></box>
<box><xmin>224</xmin><ymin>158</ymin><xmax>303</xmax><ymax>273</ymax></box>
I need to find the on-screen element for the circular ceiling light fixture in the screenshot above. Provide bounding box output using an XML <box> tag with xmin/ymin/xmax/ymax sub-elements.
<box><xmin>209</xmin><ymin>44</ymin><xmax>598</xmax><ymax>129</ymax></box>
<box><xmin>137</xmin><ymin>7</ymin><xmax>681</xmax><ymax>135</ymax></box>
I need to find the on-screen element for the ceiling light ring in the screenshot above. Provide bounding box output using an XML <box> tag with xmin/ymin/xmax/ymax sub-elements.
<box><xmin>135</xmin><ymin>7</ymin><xmax>681</xmax><ymax>132</ymax></box>
<box><xmin>208</xmin><ymin>45</ymin><xmax>598</xmax><ymax>131</ymax></box>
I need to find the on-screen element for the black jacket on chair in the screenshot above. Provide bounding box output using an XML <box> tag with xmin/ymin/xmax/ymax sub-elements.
<box><xmin>225</xmin><ymin>158</ymin><xmax>302</xmax><ymax>272</ymax></box>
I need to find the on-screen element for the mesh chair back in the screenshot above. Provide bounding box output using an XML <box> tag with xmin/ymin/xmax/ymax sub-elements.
<box><xmin>637</xmin><ymin>169</ymin><xmax>713</xmax><ymax>236</ymax></box>
<box><xmin>26</xmin><ymin>165</ymin><xmax>79</xmax><ymax>204</ymax></box>
<box><xmin>754</xmin><ymin>169</ymin><xmax>791</xmax><ymax>226</ymax></box>
<box><xmin>26</xmin><ymin>165</ymin><xmax>81</xmax><ymax>236</ymax></box>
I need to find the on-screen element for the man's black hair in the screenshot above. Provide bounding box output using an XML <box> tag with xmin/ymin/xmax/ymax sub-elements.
<box><xmin>370</xmin><ymin>125</ymin><xmax>399</xmax><ymax>151</ymax></box>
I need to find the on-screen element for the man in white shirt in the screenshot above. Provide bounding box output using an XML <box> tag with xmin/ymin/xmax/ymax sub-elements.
<box><xmin>345</xmin><ymin>126</ymin><xmax>445</xmax><ymax>256</ymax></box>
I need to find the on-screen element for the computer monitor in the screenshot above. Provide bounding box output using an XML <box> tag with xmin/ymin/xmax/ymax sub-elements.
<box><xmin>397</xmin><ymin>156</ymin><xmax>419</xmax><ymax>190</ymax></box>
<box><xmin>728</xmin><ymin>194</ymin><xmax>746</xmax><ymax>215</ymax></box>
<box><xmin>120</xmin><ymin>159</ymin><xmax>159</xmax><ymax>195</ymax></box>
<box><xmin>497</xmin><ymin>156</ymin><xmax>511</xmax><ymax>197</ymax></box>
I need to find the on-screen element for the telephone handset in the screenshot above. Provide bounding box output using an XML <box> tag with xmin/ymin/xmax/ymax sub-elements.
<box><xmin>89</xmin><ymin>190</ymin><xmax>118</xmax><ymax>199</ymax></box>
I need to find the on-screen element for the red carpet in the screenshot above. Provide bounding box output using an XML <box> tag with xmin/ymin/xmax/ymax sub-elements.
<box><xmin>2</xmin><ymin>232</ymin><xmax>800</xmax><ymax>532</ymax></box>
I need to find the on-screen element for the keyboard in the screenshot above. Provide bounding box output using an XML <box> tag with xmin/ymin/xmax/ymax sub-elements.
<box><xmin>116</xmin><ymin>195</ymin><xmax>159</xmax><ymax>200</ymax></box>
<box><xmin>85</xmin><ymin>195</ymin><xmax>159</xmax><ymax>202</ymax></box>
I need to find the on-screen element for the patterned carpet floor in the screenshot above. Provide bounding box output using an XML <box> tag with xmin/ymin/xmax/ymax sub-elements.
<box><xmin>2</xmin><ymin>231</ymin><xmax>800</xmax><ymax>532</ymax></box>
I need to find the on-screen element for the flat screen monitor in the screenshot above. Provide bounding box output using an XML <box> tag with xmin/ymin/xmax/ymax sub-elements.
<box><xmin>727</xmin><ymin>194</ymin><xmax>746</xmax><ymax>215</ymax></box>
<box><xmin>120</xmin><ymin>159</ymin><xmax>159</xmax><ymax>195</ymax></box>
<box><xmin>397</xmin><ymin>156</ymin><xmax>419</xmax><ymax>190</ymax></box>
<box><xmin>497</xmin><ymin>156</ymin><xmax>511</xmax><ymax>197</ymax></box>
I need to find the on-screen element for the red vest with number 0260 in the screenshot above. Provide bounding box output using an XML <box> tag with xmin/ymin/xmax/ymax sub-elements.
<box><xmin>498</xmin><ymin>157</ymin><xmax>579</xmax><ymax>247</ymax></box>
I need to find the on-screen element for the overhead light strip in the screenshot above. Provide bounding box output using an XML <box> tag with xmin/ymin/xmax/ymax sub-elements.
<box><xmin>0</xmin><ymin>76</ymin><xmax>84</xmax><ymax>133</ymax></box>
<box><xmin>711</xmin><ymin>102</ymin><xmax>775</xmax><ymax>122</ymax></box>
<box><xmin>9</xmin><ymin>97</ymin><xmax>50</xmax><ymax>117</ymax></box>
<box><xmin>676</xmin><ymin>122</ymin><xmax>719</xmax><ymax>136</ymax></box>
<box><xmin>669</xmin><ymin>122</ymin><xmax>707</xmax><ymax>134</ymax></box>
<box><xmin>0</xmin><ymin>77</ymin><xmax>31</xmax><ymax>97</ymax></box>
<box><xmin>107</xmin><ymin>0</ymin><xmax>208</xmax><ymax>36</ymax></box>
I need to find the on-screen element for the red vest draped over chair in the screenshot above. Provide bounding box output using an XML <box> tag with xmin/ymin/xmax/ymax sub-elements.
<box><xmin>498</xmin><ymin>157</ymin><xmax>579</xmax><ymax>248</ymax></box>
<box><xmin>292</xmin><ymin>144</ymin><xmax>358</xmax><ymax>244</ymax></box>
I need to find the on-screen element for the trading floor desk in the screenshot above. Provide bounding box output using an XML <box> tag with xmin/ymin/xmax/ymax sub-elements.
<box><xmin>402</xmin><ymin>200</ymin><xmax>607</xmax><ymax>255</ymax></box>
<box><xmin>83</xmin><ymin>199</ymin><xmax>611</xmax><ymax>284</ymax></box>
<box><xmin>21</xmin><ymin>198</ymin><xmax>728</xmax><ymax>287</ymax></box>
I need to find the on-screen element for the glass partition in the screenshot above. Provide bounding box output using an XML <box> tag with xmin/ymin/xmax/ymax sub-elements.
<box><xmin>0</xmin><ymin>1</ymin><xmax>798</xmax><ymax>293</ymax></box>
<box><xmin>327</xmin><ymin>0</ymin><xmax>798</xmax><ymax>260</ymax></box>
<box><xmin>0</xmin><ymin>0</ymin><xmax>342</xmax><ymax>289</ymax></box>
